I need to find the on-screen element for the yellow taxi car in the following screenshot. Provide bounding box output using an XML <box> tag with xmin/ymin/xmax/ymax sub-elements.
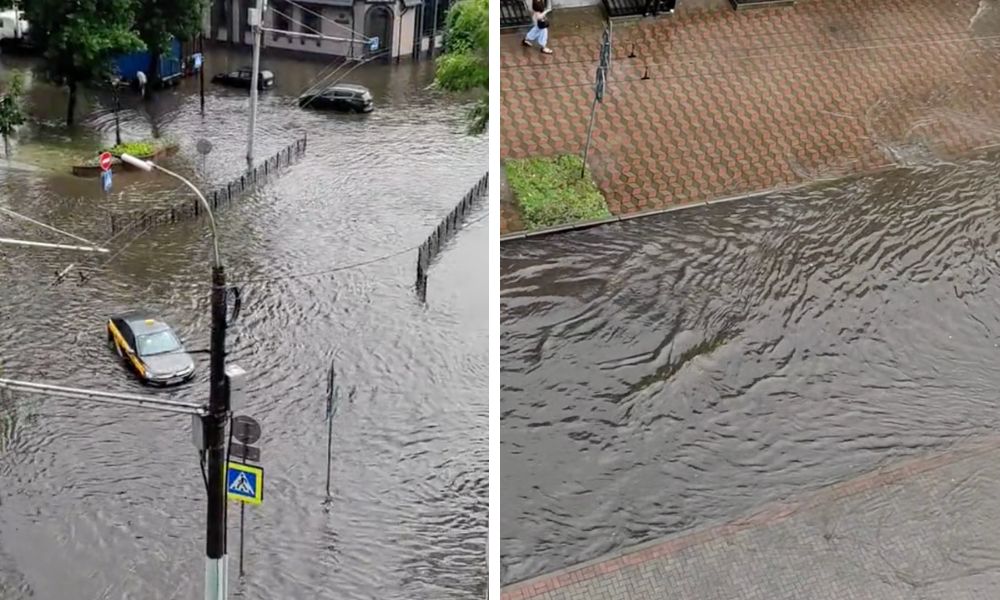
<box><xmin>107</xmin><ymin>312</ymin><xmax>196</xmax><ymax>386</ymax></box>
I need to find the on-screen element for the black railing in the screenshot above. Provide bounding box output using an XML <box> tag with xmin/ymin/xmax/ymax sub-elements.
<box><xmin>500</xmin><ymin>0</ymin><xmax>532</xmax><ymax>29</ymax></box>
<box><xmin>603</xmin><ymin>0</ymin><xmax>674</xmax><ymax>18</ymax></box>
<box><xmin>415</xmin><ymin>173</ymin><xmax>488</xmax><ymax>301</ymax></box>
<box><xmin>108</xmin><ymin>136</ymin><xmax>308</xmax><ymax>237</ymax></box>
<box><xmin>731</xmin><ymin>0</ymin><xmax>794</xmax><ymax>8</ymax></box>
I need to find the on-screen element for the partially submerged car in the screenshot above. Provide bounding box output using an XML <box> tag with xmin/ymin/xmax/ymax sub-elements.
<box><xmin>212</xmin><ymin>66</ymin><xmax>275</xmax><ymax>90</ymax></box>
<box><xmin>298</xmin><ymin>84</ymin><xmax>373</xmax><ymax>113</ymax></box>
<box><xmin>107</xmin><ymin>313</ymin><xmax>195</xmax><ymax>386</ymax></box>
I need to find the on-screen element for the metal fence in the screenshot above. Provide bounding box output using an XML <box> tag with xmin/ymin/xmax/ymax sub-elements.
<box><xmin>108</xmin><ymin>136</ymin><xmax>308</xmax><ymax>237</ymax></box>
<box><xmin>415</xmin><ymin>172</ymin><xmax>488</xmax><ymax>300</ymax></box>
<box><xmin>500</xmin><ymin>0</ymin><xmax>532</xmax><ymax>29</ymax></box>
<box><xmin>602</xmin><ymin>0</ymin><xmax>675</xmax><ymax>18</ymax></box>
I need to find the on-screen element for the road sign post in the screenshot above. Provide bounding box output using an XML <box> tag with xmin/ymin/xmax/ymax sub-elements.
<box><xmin>582</xmin><ymin>26</ymin><xmax>612</xmax><ymax>178</ymax></box>
<box><xmin>323</xmin><ymin>362</ymin><xmax>354</xmax><ymax>502</ymax></box>
<box><xmin>229</xmin><ymin>415</ymin><xmax>261</xmax><ymax>578</ymax></box>
<box><xmin>101</xmin><ymin>169</ymin><xmax>112</xmax><ymax>193</ymax></box>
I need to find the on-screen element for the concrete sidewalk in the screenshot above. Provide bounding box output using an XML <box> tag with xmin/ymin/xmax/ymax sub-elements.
<box><xmin>501</xmin><ymin>437</ymin><xmax>1000</xmax><ymax>599</ymax></box>
<box><xmin>500</xmin><ymin>0</ymin><xmax>1000</xmax><ymax>234</ymax></box>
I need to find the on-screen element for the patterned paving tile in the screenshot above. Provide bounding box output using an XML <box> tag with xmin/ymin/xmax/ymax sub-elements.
<box><xmin>499</xmin><ymin>0</ymin><xmax>1000</xmax><ymax>235</ymax></box>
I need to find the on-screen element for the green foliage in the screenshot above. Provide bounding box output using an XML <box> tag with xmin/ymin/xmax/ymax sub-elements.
<box><xmin>435</xmin><ymin>0</ymin><xmax>487</xmax><ymax>134</ymax></box>
<box><xmin>133</xmin><ymin>0</ymin><xmax>205</xmax><ymax>73</ymax></box>
<box><xmin>435</xmin><ymin>51</ymin><xmax>488</xmax><ymax>92</ymax></box>
<box><xmin>0</xmin><ymin>71</ymin><xmax>26</xmax><ymax>156</ymax></box>
<box><xmin>22</xmin><ymin>0</ymin><xmax>144</xmax><ymax>123</ymax></box>
<box><xmin>106</xmin><ymin>140</ymin><xmax>155</xmax><ymax>157</ymax></box>
<box><xmin>505</xmin><ymin>155</ymin><xmax>612</xmax><ymax>230</ymax></box>
<box><xmin>443</xmin><ymin>0</ymin><xmax>487</xmax><ymax>53</ymax></box>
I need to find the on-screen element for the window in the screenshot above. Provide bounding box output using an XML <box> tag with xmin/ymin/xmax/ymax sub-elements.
<box><xmin>272</xmin><ymin>0</ymin><xmax>290</xmax><ymax>40</ymax></box>
<box><xmin>301</xmin><ymin>4</ymin><xmax>322</xmax><ymax>46</ymax></box>
<box><xmin>137</xmin><ymin>331</ymin><xmax>181</xmax><ymax>357</ymax></box>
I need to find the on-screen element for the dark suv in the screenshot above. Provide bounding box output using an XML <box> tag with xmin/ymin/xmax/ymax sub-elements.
<box><xmin>298</xmin><ymin>84</ymin><xmax>374</xmax><ymax>113</ymax></box>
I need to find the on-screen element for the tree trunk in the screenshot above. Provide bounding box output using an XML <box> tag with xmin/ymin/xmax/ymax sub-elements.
<box><xmin>66</xmin><ymin>80</ymin><xmax>77</xmax><ymax>126</ymax></box>
<box><xmin>3</xmin><ymin>134</ymin><xmax>9</xmax><ymax>158</ymax></box>
<box><xmin>148</xmin><ymin>50</ymin><xmax>161</xmax><ymax>91</ymax></box>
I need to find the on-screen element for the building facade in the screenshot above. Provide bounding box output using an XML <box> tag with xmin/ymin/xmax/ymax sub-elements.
<box><xmin>207</xmin><ymin>0</ymin><xmax>447</xmax><ymax>60</ymax></box>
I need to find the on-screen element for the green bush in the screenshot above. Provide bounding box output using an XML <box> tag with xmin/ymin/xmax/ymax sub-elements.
<box><xmin>106</xmin><ymin>140</ymin><xmax>156</xmax><ymax>157</ymax></box>
<box><xmin>505</xmin><ymin>155</ymin><xmax>611</xmax><ymax>230</ymax></box>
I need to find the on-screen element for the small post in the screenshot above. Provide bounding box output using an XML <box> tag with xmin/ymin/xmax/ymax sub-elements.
<box><xmin>325</xmin><ymin>361</ymin><xmax>336</xmax><ymax>501</ymax></box>
<box><xmin>200</xmin><ymin>33</ymin><xmax>206</xmax><ymax>115</ymax></box>
<box><xmin>113</xmin><ymin>79</ymin><xmax>122</xmax><ymax>146</ymax></box>
<box><xmin>239</xmin><ymin>492</ymin><xmax>246</xmax><ymax>577</ymax></box>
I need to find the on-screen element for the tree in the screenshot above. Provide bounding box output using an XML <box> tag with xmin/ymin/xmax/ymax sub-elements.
<box><xmin>434</xmin><ymin>0</ymin><xmax>488</xmax><ymax>134</ymax></box>
<box><xmin>22</xmin><ymin>0</ymin><xmax>143</xmax><ymax>125</ymax></box>
<box><xmin>0</xmin><ymin>71</ymin><xmax>25</xmax><ymax>157</ymax></box>
<box><xmin>133</xmin><ymin>0</ymin><xmax>205</xmax><ymax>86</ymax></box>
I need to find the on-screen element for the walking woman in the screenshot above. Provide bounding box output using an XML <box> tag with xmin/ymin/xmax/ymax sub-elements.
<box><xmin>522</xmin><ymin>0</ymin><xmax>553</xmax><ymax>55</ymax></box>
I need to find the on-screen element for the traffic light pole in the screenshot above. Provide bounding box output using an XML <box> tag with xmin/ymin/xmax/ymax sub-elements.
<box><xmin>205</xmin><ymin>265</ymin><xmax>230</xmax><ymax>600</ymax></box>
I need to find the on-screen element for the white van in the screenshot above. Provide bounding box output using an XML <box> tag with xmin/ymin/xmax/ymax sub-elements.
<box><xmin>0</xmin><ymin>10</ymin><xmax>29</xmax><ymax>41</ymax></box>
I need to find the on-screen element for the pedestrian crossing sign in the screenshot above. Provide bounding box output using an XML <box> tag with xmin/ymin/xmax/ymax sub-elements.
<box><xmin>227</xmin><ymin>462</ymin><xmax>263</xmax><ymax>505</ymax></box>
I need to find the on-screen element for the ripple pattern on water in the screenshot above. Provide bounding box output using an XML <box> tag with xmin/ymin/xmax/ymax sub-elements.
<box><xmin>500</xmin><ymin>154</ymin><xmax>1000</xmax><ymax>584</ymax></box>
<box><xmin>0</xmin><ymin>50</ymin><xmax>486</xmax><ymax>599</ymax></box>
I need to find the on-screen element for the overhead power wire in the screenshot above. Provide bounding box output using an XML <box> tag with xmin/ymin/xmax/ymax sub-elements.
<box><xmin>501</xmin><ymin>30</ymin><xmax>1000</xmax><ymax>88</ymax></box>
<box><xmin>503</xmin><ymin>31</ymin><xmax>1000</xmax><ymax>93</ymax></box>
<box><xmin>295</xmin><ymin>49</ymin><xmax>390</xmax><ymax>109</ymax></box>
<box><xmin>284</xmin><ymin>0</ymin><xmax>369</xmax><ymax>40</ymax></box>
<box><xmin>0</xmin><ymin>206</ymin><xmax>102</xmax><ymax>247</ymax></box>
<box><xmin>270</xmin><ymin>7</ymin><xmax>323</xmax><ymax>37</ymax></box>
<box><xmin>234</xmin><ymin>243</ymin><xmax>419</xmax><ymax>285</ymax></box>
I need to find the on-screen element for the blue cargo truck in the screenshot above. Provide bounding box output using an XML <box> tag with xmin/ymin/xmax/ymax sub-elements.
<box><xmin>112</xmin><ymin>38</ymin><xmax>184</xmax><ymax>89</ymax></box>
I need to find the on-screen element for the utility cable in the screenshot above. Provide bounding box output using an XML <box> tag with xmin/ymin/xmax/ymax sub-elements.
<box><xmin>234</xmin><ymin>243</ymin><xmax>419</xmax><ymax>286</ymax></box>
<box><xmin>284</xmin><ymin>0</ymin><xmax>369</xmax><ymax>40</ymax></box>
<box><xmin>502</xmin><ymin>33</ymin><xmax>1000</xmax><ymax>93</ymax></box>
<box><xmin>0</xmin><ymin>206</ymin><xmax>102</xmax><ymax>247</ymax></box>
<box><xmin>270</xmin><ymin>6</ymin><xmax>323</xmax><ymax>37</ymax></box>
<box><xmin>296</xmin><ymin>50</ymin><xmax>390</xmax><ymax>110</ymax></box>
<box><xmin>501</xmin><ymin>30</ymin><xmax>1000</xmax><ymax>89</ymax></box>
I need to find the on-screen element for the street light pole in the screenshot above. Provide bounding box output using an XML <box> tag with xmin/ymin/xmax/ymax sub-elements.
<box><xmin>120</xmin><ymin>153</ymin><xmax>229</xmax><ymax>600</ymax></box>
<box><xmin>246</xmin><ymin>0</ymin><xmax>265</xmax><ymax>166</ymax></box>
<box><xmin>200</xmin><ymin>33</ymin><xmax>206</xmax><ymax>116</ymax></box>
<box><xmin>113</xmin><ymin>80</ymin><xmax>122</xmax><ymax>147</ymax></box>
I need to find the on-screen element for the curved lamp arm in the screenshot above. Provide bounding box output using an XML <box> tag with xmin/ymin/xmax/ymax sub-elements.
<box><xmin>119</xmin><ymin>153</ymin><xmax>222</xmax><ymax>269</ymax></box>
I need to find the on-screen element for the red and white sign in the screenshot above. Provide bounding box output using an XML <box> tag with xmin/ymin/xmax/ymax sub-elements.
<box><xmin>99</xmin><ymin>152</ymin><xmax>113</xmax><ymax>172</ymax></box>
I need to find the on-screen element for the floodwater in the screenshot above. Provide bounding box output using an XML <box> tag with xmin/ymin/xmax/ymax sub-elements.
<box><xmin>0</xmin><ymin>45</ymin><xmax>487</xmax><ymax>599</ymax></box>
<box><xmin>500</xmin><ymin>152</ymin><xmax>1000</xmax><ymax>584</ymax></box>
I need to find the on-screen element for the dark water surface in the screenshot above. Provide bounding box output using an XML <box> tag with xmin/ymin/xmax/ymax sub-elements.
<box><xmin>500</xmin><ymin>153</ymin><xmax>1000</xmax><ymax>584</ymax></box>
<box><xmin>0</xmin><ymin>48</ymin><xmax>486</xmax><ymax>599</ymax></box>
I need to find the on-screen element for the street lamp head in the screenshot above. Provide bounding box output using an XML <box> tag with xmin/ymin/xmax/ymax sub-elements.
<box><xmin>120</xmin><ymin>153</ymin><xmax>154</xmax><ymax>172</ymax></box>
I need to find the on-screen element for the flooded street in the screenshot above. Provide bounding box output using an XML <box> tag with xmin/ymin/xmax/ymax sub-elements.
<box><xmin>500</xmin><ymin>152</ymin><xmax>1000</xmax><ymax>584</ymax></box>
<box><xmin>0</xmin><ymin>47</ymin><xmax>486</xmax><ymax>599</ymax></box>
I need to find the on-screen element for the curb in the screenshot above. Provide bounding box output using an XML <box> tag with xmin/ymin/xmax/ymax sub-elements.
<box><xmin>500</xmin><ymin>435</ymin><xmax>1000</xmax><ymax>599</ymax></box>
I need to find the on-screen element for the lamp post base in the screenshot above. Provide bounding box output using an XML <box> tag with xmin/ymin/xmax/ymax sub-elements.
<box><xmin>205</xmin><ymin>555</ymin><xmax>229</xmax><ymax>600</ymax></box>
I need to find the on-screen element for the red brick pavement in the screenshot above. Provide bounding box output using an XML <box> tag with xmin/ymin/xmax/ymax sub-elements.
<box><xmin>500</xmin><ymin>0</ymin><xmax>1000</xmax><ymax>234</ymax></box>
<box><xmin>500</xmin><ymin>435</ymin><xmax>1000</xmax><ymax>599</ymax></box>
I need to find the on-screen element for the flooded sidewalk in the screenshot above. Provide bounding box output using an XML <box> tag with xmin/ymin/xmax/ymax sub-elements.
<box><xmin>502</xmin><ymin>437</ymin><xmax>1000</xmax><ymax>599</ymax></box>
<box><xmin>500</xmin><ymin>0</ymin><xmax>1000</xmax><ymax>234</ymax></box>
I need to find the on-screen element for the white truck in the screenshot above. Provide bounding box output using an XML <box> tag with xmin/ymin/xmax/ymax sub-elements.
<box><xmin>0</xmin><ymin>9</ymin><xmax>29</xmax><ymax>43</ymax></box>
